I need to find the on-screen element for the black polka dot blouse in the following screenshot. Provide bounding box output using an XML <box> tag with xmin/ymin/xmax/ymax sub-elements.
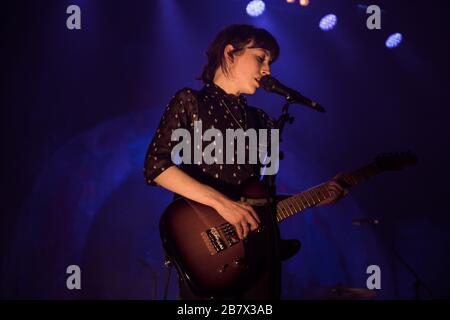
<box><xmin>144</xmin><ymin>82</ymin><xmax>276</xmax><ymax>198</ymax></box>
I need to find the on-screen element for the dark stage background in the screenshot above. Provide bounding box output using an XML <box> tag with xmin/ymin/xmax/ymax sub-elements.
<box><xmin>1</xmin><ymin>0</ymin><xmax>449</xmax><ymax>299</ymax></box>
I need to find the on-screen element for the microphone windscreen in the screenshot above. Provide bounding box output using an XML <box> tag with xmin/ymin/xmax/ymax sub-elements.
<box><xmin>259</xmin><ymin>75</ymin><xmax>278</xmax><ymax>92</ymax></box>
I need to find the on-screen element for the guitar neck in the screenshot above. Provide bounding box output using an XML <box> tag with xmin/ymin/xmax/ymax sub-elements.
<box><xmin>276</xmin><ymin>162</ymin><xmax>382</xmax><ymax>223</ymax></box>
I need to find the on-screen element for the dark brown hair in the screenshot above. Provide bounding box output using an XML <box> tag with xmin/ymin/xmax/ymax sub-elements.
<box><xmin>199</xmin><ymin>24</ymin><xmax>280</xmax><ymax>83</ymax></box>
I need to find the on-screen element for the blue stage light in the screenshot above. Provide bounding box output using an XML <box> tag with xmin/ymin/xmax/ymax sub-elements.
<box><xmin>319</xmin><ymin>14</ymin><xmax>337</xmax><ymax>31</ymax></box>
<box><xmin>385</xmin><ymin>33</ymin><xmax>402</xmax><ymax>48</ymax></box>
<box><xmin>246</xmin><ymin>0</ymin><xmax>265</xmax><ymax>17</ymax></box>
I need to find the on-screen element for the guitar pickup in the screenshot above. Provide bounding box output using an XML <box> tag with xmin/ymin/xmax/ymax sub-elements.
<box><xmin>202</xmin><ymin>227</ymin><xmax>226</xmax><ymax>255</ymax></box>
<box><xmin>220</xmin><ymin>223</ymin><xmax>240</xmax><ymax>246</ymax></box>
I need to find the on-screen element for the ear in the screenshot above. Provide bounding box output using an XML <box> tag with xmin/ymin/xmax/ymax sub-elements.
<box><xmin>223</xmin><ymin>44</ymin><xmax>235</xmax><ymax>65</ymax></box>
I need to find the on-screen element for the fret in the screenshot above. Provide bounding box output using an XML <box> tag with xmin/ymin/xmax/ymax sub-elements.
<box><xmin>312</xmin><ymin>188</ymin><xmax>321</xmax><ymax>202</ymax></box>
<box><xmin>301</xmin><ymin>193</ymin><xmax>311</xmax><ymax>207</ymax></box>
<box><xmin>290</xmin><ymin>197</ymin><xmax>300</xmax><ymax>212</ymax></box>
<box><xmin>285</xmin><ymin>200</ymin><xmax>295</xmax><ymax>216</ymax></box>
<box><xmin>278</xmin><ymin>205</ymin><xmax>286</xmax><ymax>220</ymax></box>
<box><xmin>288</xmin><ymin>198</ymin><xmax>301</xmax><ymax>213</ymax></box>
<box><xmin>307</xmin><ymin>191</ymin><xmax>317</xmax><ymax>206</ymax></box>
<box><xmin>284</xmin><ymin>200</ymin><xmax>294</xmax><ymax>215</ymax></box>
<box><xmin>306</xmin><ymin>191</ymin><xmax>316</xmax><ymax>206</ymax></box>
<box><xmin>306</xmin><ymin>192</ymin><xmax>314</xmax><ymax>207</ymax></box>
<box><xmin>278</xmin><ymin>202</ymin><xmax>290</xmax><ymax>219</ymax></box>
<box><xmin>311</xmin><ymin>189</ymin><xmax>321</xmax><ymax>203</ymax></box>
<box><xmin>281</xmin><ymin>201</ymin><xmax>292</xmax><ymax>217</ymax></box>
<box><xmin>318</xmin><ymin>185</ymin><xmax>327</xmax><ymax>201</ymax></box>
<box><xmin>325</xmin><ymin>188</ymin><xmax>333</xmax><ymax>199</ymax></box>
<box><xmin>308</xmin><ymin>189</ymin><xmax>319</xmax><ymax>206</ymax></box>
<box><xmin>277</xmin><ymin>210</ymin><xmax>285</xmax><ymax>222</ymax></box>
<box><xmin>296</xmin><ymin>196</ymin><xmax>306</xmax><ymax>211</ymax></box>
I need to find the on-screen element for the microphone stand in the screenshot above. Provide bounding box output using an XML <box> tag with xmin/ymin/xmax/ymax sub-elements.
<box><xmin>357</xmin><ymin>222</ymin><xmax>434</xmax><ymax>299</ymax></box>
<box><xmin>262</xmin><ymin>101</ymin><xmax>295</xmax><ymax>196</ymax></box>
<box><xmin>259</xmin><ymin>100</ymin><xmax>295</xmax><ymax>298</ymax></box>
<box><xmin>389</xmin><ymin>244</ymin><xmax>434</xmax><ymax>300</ymax></box>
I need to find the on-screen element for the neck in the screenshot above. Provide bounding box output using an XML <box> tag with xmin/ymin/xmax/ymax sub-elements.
<box><xmin>213</xmin><ymin>71</ymin><xmax>240</xmax><ymax>96</ymax></box>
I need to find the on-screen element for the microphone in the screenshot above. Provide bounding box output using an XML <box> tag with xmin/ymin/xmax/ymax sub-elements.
<box><xmin>352</xmin><ymin>219</ymin><xmax>380</xmax><ymax>226</ymax></box>
<box><xmin>259</xmin><ymin>75</ymin><xmax>325</xmax><ymax>112</ymax></box>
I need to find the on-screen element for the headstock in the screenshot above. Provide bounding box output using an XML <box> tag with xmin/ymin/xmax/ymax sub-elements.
<box><xmin>374</xmin><ymin>151</ymin><xmax>418</xmax><ymax>171</ymax></box>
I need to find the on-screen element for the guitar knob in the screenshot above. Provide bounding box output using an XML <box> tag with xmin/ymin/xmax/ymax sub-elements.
<box><xmin>217</xmin><ymin>264</ymin><xmax>228</xmax><ymax>273</ymax></box>
<box><xmin>234</xmin><ymin>258</ymin><xmax>247</xmax><ymax>267</ymax></box>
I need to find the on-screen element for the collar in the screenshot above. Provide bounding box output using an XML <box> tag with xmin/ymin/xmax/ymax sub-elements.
<box><xmin>204</xmin><ymin>82</ymin><xmax>248</xmax><ymax>107</ymax></box>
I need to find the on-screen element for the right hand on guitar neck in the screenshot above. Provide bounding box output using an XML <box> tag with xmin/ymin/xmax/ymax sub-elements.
<box><xmin>212</xmin><ymin>197</ymin><xmax>260</xmax><ymax>241</ymax></box>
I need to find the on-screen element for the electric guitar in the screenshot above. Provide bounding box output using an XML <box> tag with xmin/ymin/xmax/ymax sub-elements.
<box><xmin>159</xmin><ymin>152</ymin><xmax>417</xmax><ymax>296</ymax></box>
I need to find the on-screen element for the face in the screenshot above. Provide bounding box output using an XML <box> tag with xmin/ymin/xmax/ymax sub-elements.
<box><xmin>226</xmin><ymin>45</ymin><xmax>272</xmax><ymax>95</ymax></box>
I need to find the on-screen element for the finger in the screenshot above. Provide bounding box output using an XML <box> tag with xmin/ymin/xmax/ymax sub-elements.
<box><xmin>327</xmin><ymin>186</ymin><xmax>339</xmax><ymax>195</ymax></box>
<box><xmin>330</xmin><ymin>181</ymin><xmax>344</xmax><ymax>192</ymax></box>
<box><xmin>234</xmin><ymin>224</ymin><xmax>243</xmax><ymax>240</ymax></box>
<box><xmin>241</xmin><ymin>221</ymin><xmax>250</xmax><ymax>239</ymax></box>
<box><xmin>246</xmin><ymin>212</ymin><xmax>260</xmax><ymax>231</ymax></box>
<box><xmin>330</xmin><ymin>186</ymin><xmax>344</xmax><ymax>197</ymax></box>
<box><xmin>334</xmin><ymin>172</ymin><xmax>344</xmax><ymax>179</ymax></box>
<box><xmin>253</xmin><ymin>209</ymin><xmax>261</xmax><ymax>224</ymax></box>
<box><xmin>239</xmin><ymin>205</ymin><xmax>259</xmax><ymax>230</ymax></box>
<box><xmin>328</xmin><ymin>189</ymin><xmax>339</xmax><ymax>199</ymax></box>
<box><xmin>238</xmin><ymin>203</ymin><xmax>261</xmax><ymax>225</ymax></box>
<box><xmin>245</xmin><ymin>204</ymin><xmax>261</xmax><ymax>224</ymax></box>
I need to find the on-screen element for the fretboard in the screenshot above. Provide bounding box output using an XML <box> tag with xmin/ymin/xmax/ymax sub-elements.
<box><xmin>276</xmin><ymin>163</ymin><xmax>381</xmax><ymax>223</ymax></box>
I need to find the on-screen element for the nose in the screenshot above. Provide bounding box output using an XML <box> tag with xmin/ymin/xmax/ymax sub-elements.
<box><xmin>261</xmin><ymin>64</ymin><xmax>270</xmax><ymax>76</ymax></box>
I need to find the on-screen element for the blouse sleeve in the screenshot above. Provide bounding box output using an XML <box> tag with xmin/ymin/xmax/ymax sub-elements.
<box><xmin>143</xmin><ymin>88</ymin><xmax>197</xmax><ymax>186</ymax></box>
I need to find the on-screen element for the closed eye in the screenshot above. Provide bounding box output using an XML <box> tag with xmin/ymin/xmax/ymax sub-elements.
<box><xmin>257</xmin><ymin>56</ymin><xmax>265</xmax><ymax>63</ymax></box>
